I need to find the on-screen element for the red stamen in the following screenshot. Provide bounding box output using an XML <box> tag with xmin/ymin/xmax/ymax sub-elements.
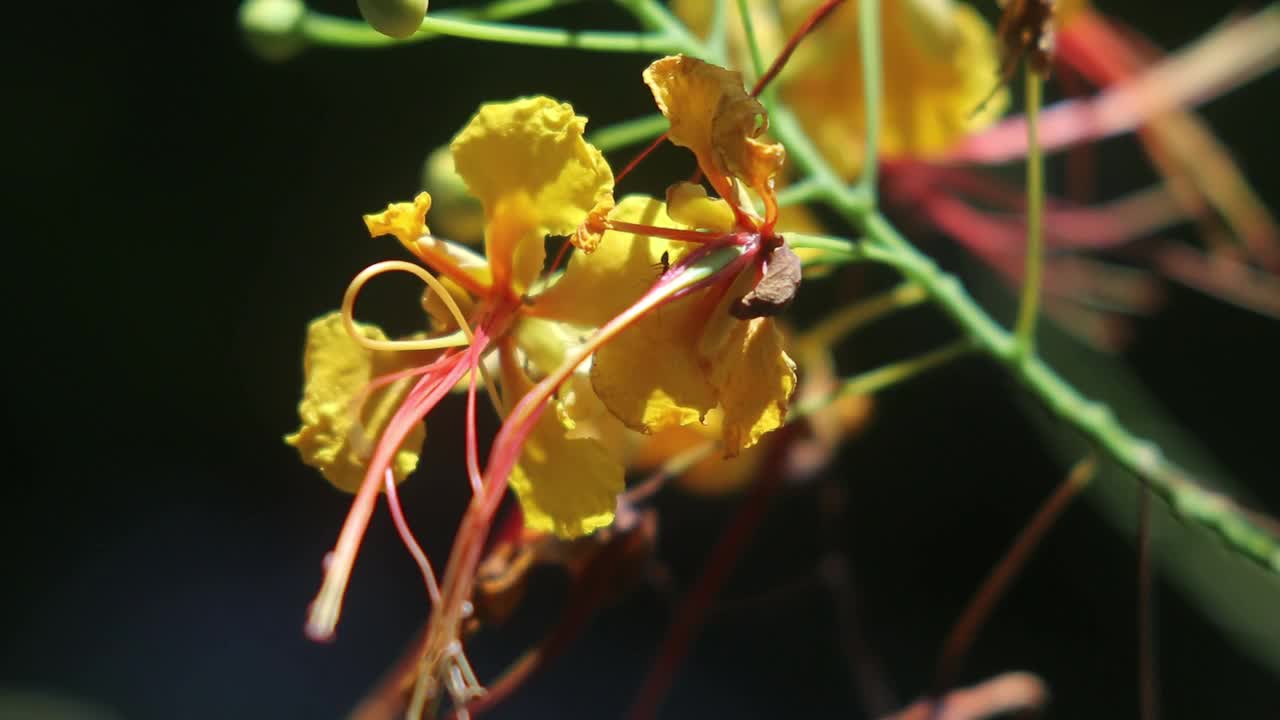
<box><xmin>306</xmin><ymin>328</ymin><xmax>491</xmax><ymax>642</ymax></box>
<box><xmin>383</xmin><ymin>468</ymin><xmax>442</xmax><ymax>607</ymax></box>
<box><xmin>604</xmin><ymin>219</ymin><xmax>725</xmax><ymax>244</ymax></box>
<box><xmin>626</xmin><ymin>429</ymin><xmax>796</xmax><ymax>720</ymax></box>
<box><xmin>464</xmin><ymin>359</ymin><xmax>484</xmax><ymax>496</ymax></box>
<box><xmin>614</xmin><ymin>132</ymin><xmax>669</xmax><ymax>185</ymax></box>
<box><xmin>546</xmin><ymin>238</ymin><xmax>573</xmax><ymax>277</ymax></box>
<box><xmin>750</xmin><ymin>0</ymin><xmax>846</xmax><ymax>98</ymax></box>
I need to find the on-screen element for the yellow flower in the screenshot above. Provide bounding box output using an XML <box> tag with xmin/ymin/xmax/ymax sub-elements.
<box><xmin>677</xmin><ymin>0</ymin><xmax>1008</xmax><ymax>180</ymax></box>
<box><xmin>296</xmin><ymin>96</ymin><xmax>623</xmax><ymax>541</ymax></box>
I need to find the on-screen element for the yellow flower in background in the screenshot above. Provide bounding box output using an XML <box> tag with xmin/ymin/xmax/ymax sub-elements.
<box><xmin>677</xmin><ymin>0</ymin><xmax>1008</xmax><ymax>180</ymax></box>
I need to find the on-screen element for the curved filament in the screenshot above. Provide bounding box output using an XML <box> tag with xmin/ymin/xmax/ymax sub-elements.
<box><xmin>343</xmin><ymin>260</ymin><xmax>474</xmax><ymax>352</ymax></box>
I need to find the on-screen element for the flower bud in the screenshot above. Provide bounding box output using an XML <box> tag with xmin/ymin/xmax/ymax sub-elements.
<box><xmin>239</xmin><ymin>0</ymin><xmax>306</xmax><ymax>62</ymax></box>
<box><xmin>420</xmin><ymin>146</ymin><xmax>484</xmax><ymax>244</ymax></box>
<box><xmin>357</xmin><ymin>0</ymin><xmax>429</xmax><ymax>39</ymax></box>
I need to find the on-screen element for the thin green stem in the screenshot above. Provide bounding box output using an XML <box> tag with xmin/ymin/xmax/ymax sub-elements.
<box><xmin>587</xmin><ymin>113</ymin><xmax>668</xmax><ymax>154</ymax></box>
<box><xmin>614</xmin><ymin>0</ymin><xmax>718</xmax><ymax>63</ymax></box>
<box><xmin>708</xmin><ymin>0</ymin><xmax>730</xmax><ymax>64</ymax></box>
<box><xmin>790</xmin><ymin>340</ymin><xmax>975</xmax><ymax>421</ymax></box>
<box><xmin>736</xmin><ymin>0</ymin><xmax>767</xmax><ymax>82</ymax></box>
<box><xmin>799</xmin><ymin>282</ymin><xmax>928</xmax><ymax>352</ymax></box>
<box><xmin>856</xmin><ymin>0</ymin><xmax>881</xmax><ymax>199</ymax></box>
<box><xmin>776</xmin><ymin>176</ymin><xmax>826</xmax><ymax>207</ymax></box>
<box><xmin>857</xmin><ymin>213</ymin><xmax>1280</xmax><ymax>573</ymax></box>
<box><xmin>300</xmin><ymin>11</ymin><xmax>679</xmax><ymax>54</ymax></box>
<box><xmin>1014</xmin><ymin>71</ymin><xmax>1045</xmax><ymax>358</ymax></box>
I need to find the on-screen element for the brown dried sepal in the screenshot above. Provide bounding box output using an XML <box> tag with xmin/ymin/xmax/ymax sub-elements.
<box><xmin>731</xmin><ymin>242</ymin><xmax>802</xmax><ymax>319</ymax></box>
<box><xmin>995</xmin><ymin>0</ymin><xmax>1057</xmax><ymax>78</ymax></box>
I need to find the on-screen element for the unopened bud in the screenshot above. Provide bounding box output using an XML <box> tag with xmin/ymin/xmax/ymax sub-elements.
<box><xmin>239</xmin><ymin>0</ymin><xmax>306</xmax><ymax>63</ymax></box>
<box><xmin>357</xmin><ymin>0</ymin><xmax>429</xmax><ymax>39</ymax></box>
<box><xmin>421</xmin><ymin>146</ymin><xmax>484</xmax><ymax>244</ymax></box>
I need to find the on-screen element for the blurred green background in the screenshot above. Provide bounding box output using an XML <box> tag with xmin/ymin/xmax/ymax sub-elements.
<box><xmin>5</xmin><ymin>1</ymin><xmax>1279</xmax><ymax>718</ymax></box>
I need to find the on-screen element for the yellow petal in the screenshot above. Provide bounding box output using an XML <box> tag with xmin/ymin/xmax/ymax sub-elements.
<box><xmin>364</xmin><ymin>192</ymin><xmax>432</xmax><ymax>255</ymax></box>
<box><xmin>631</xmin><ymin>408</ymin><xmax>769</xmax><ymax>496</ymax></box>
<box><xmin>484</xmin><ymin>191</ymin><xmax>546</xmax><ymax>296</ymax></box>
<box><xmin>450</xmin><ymin>96</ymin><xmax>615</xmax><ymax>259</ymax></box>
<box><xmin>501</xmin><ymin>354</ymin><xmax>623</xmax><ymax>539</ymax></box>
<box><xmin>665</xmin><ymin>182</ymin><xmax>736</xmax><ymax>233</ymax></box>
<box><xmin>555</xmin><ymin>370</ymin><xmax>637</xmax><ymax>466</ymax></box>
<box><xmin>643</xmin><ymin>55</ymin><xmax>785</xmax><ymax>201</ymax></box>
<box><xmin>707</xmin><ymin>317</ymin><xmax>796</xmax><ymax>455</ymax></box>
<box><xmin>590</xmin><ymin>288</ymin><xmax>720</xmax><ymax>435</ymax></box>
<box><xmin>533</xmin><ymin>195</ymin><xmax>691</xmax><ymax>328</ymax></box>
<box><xmin>285</xmin><ymin>312</ymin><xmax>428</xmax><ymax>492</ymax></box>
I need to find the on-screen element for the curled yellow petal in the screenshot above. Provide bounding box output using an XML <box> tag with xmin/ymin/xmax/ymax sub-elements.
<box><xmin>285</xmin><ymin>312</ymin><xmax>427</xmax><ymax>492</ymax></box>
<box><xmin>501</xmin><ymin>355</ymin><xmax>623</xmax><ymax>539</ymax></box>
<box><xmin>707</xmin><ymin>316</ymin><xmax>796</xmax><ymax>456</ymax></box>
<box><xmin>450</xmin><ymin>96</ymin><xmax>615</xmax><ymax>256</ymax></box>
<box><xmin>364</xmin><ymin>192</ymin><xmax>432</xmax><ymax>255</ymax></box>
<box><xmin>643</xmin><ymin>55</ymin><xmax>785</xmax><ymax>202</ymax></box>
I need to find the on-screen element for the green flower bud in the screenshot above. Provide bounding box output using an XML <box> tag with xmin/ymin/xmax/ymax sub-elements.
<box><xmin>239</xmin><ymin>0</ymin><xmax>306</xmax><ymax>62</ymax></box>
<box><xmin>357</xmin><ymin>0</ymin><xmax>429</xmax><ymax>39</ymax></box>
<box><xmin>421</xmin><ymin>146</ymin><xmax>484</xmax><ymax>244</ymax></box>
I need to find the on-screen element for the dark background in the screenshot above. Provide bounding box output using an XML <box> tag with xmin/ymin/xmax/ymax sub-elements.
<box><xmin>6</xmin><ymin>1</ymin><xmax>1279</xmax><ymax>718</ymax></box>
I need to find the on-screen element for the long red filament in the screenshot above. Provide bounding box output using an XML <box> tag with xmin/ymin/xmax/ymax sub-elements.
<box><xmin>383</xmin><ymin>468</ymin><xmax>442</xmax><ymax>607</ymax></box>
<box><xmin>614</xmin><ymin>131</ymin><xmax>670</xmax><ymax>185</ymax></box>
<box><xmin>931</xmin><ymin>458</ymin><xmax>1094</xmax><ymax>707</ymax></box>
<box><xmin>625</xmin><ymin>428</ymin><xmax>795</xmax><ymax>720</ymax></box>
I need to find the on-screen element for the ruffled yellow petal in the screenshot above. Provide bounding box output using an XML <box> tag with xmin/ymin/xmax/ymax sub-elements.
<box><xmin>643</xmin><ymin>55</ymin><xmax>785</xmax><ymax>201</ymax></box>
<box><xmin>707</xmin><ymin>316</ymin><xmax>796</xmax><ymax>455</ymax></box>
<box><xmin>364</xmin><ymin>192</ymin><xmax>432</xmax><ymax>255</ymax></box>
<box><xmin>450</xmin><ymin>96</ymin><xmax>615</xmax><ymax>260</ymax></box>
<box><xmin>502</xmin><ymin>355</ymin><xmax>623</xmax><ymax>539</ymax></box>
<box><xmin>285</xmin><ymin>312</ymin><xmax>427</xmax><ymax>492</ymax></box>
<box><xmin>533</xmin><ymin>196</ymin><xmax>689</xmax><ymax>328</ymax></box>
<box><xmin>665</xmin><ymin>182</ymin><xmax>736</xmax><ymax>233</ymax></box>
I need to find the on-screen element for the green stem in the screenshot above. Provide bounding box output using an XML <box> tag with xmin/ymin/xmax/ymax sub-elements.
<box><xmin>856</xmin><ymin>0</ymin><xmax>881</xmax><ymax>199</ymax></box>
<box><xmin>789</xmin><ymin>340</ymin><xmax>975</xmax><ymax>421</ymax></box>
<box><xmin>856</xmin><ymin>213</ymin><xmax>1280</xmax><ymax>573</ymax></box>
<box><xmin>587</xmin><ymin>113</ymin><xmax>668</xmax><ymax>154</ymax></box>
<box><xmin>708</xmin><ymin>0</ymin><xmax>730</xmax><ymax>64</ymax></box>
<box><xmin>613</xmin><ymin>0</ymin><xmax>716</xmax><ymax>62</ymax></box>
<box><xmin>736</xmin><ymin>0</ymin><xmax>767</xmax><ymax>82</ymax></box>
<box><xmin>300</xmin><ymin>11</ymin><xmax>679</xmax><ymax>53</ymax></box>
<box><xmin>1014</xmin><ymin>71</ymin><xmax>1045</xmax><ymax>358</ymax></box>
<box><xmin>776</xmin><ymin>176</ymin><xmax>825</xmax><ymax>207</ymax></box>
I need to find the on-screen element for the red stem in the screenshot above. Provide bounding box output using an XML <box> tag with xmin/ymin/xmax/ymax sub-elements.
<box><xmin>625</xmin><ymin>428</ymin><xmax>795</xmax><ymax>720</ymax></box>
<box><xmin>750</xmin><ymin>0</ymin><xmax>846</xmax><ymax>98</ymax></box>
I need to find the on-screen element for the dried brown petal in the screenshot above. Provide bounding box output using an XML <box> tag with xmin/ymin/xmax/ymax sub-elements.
<box><xmin>731</xmin><ymin>243</ymin><xmax>802</xmax><ymax>319</ymax></box>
